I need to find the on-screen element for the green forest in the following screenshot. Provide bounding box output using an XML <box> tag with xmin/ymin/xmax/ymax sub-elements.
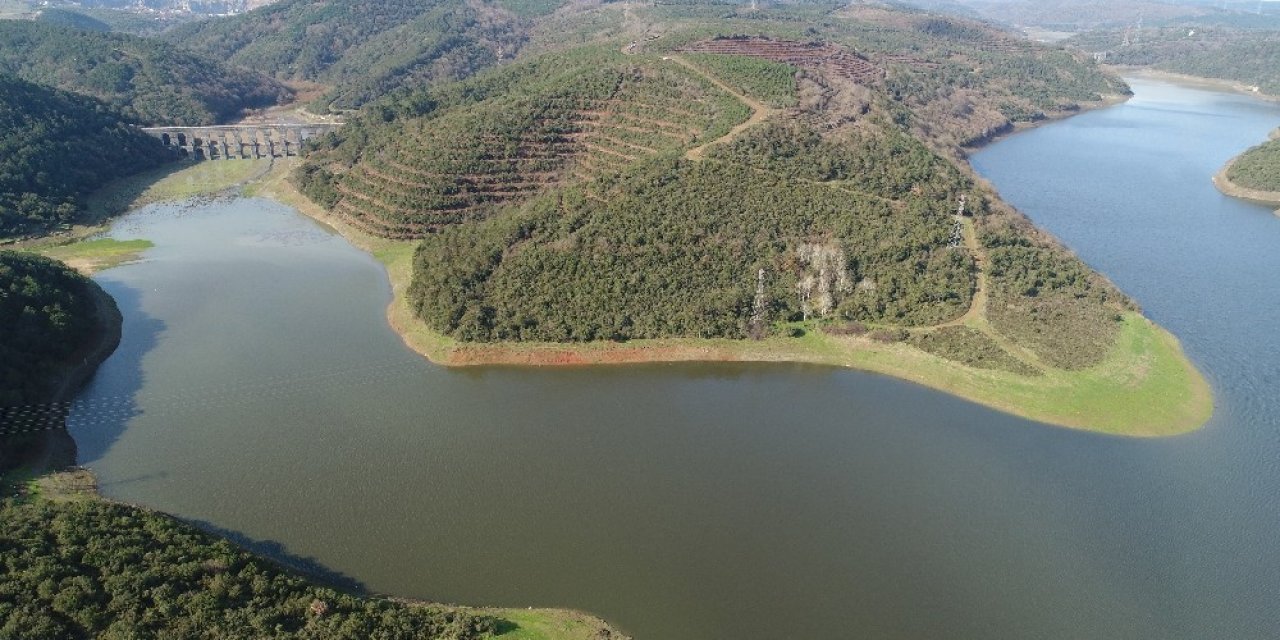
<box><xmin>0</xmin><ymin>74</ymin><xmax>171</xmax><ymax>237</ymax></box>
<box><xmin>1068</xmin><ymin>27</ymin><xmax>1280</xmax><ymax>95</ymax></box>
<box><xmin>0</xmin><ymin>496</ymin><xmax>499</xmax><ymax>640</ymax></box>
<box><xmin>0</xmin><ymin>252</ymin><xmax>100</xmax><ymax>409</ymax></box>
<box><xmin>165</xmin><ymin>0</ymin><xmax>527</xmax><ymax>111</ymax></box>
<box><xmin>1227</xmin><ymin>138</ymin><xmax>1280</xmax><ymax>191</ymax></box>
<box><xmin>0</xmin><ymin>20</ymin><xmax>290</xmax><ymax>126</ymax></box>
<box><xmin>0</xmin><ymin>20</ymin><xmax>288</xmax><ymax>125</ymax></box>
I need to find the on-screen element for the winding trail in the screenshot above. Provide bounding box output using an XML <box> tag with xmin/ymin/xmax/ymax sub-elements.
<box><xmin>896</xmin><ymin>214</ymin><xmax>1047</xmax><ymax>372</ymax></box>
<box><xmin>667</xmin><ymin>55</ymin><xmax>779</xmax><ymax>161</ymax></box>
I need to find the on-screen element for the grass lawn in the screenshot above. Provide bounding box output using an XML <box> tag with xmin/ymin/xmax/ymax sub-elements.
<box><xmin>38</xmin><ymin>238</ymin><xmax>154</xmax><ymax>274</ymax></box>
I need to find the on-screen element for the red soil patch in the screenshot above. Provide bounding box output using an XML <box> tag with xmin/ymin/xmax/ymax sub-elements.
<box><xmin>443</xmin><ymin>344</ymin><xmax>750</xmax><ymax>366</ymax></box>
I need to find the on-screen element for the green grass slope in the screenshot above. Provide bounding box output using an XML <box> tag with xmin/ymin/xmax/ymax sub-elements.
<box><xmin>0</xmin><ymin>21</ymin><xmax>290</xmax><ymax>126</ymax></box>
<box><xmin>165</xmin><ymin>0</ymin><xmax>531</xmax><ymax>111</ymax></box>
<box><xmin>0</xmin><ymin>74</ymin><xmax>171</xmax><ymax>237</ymax></box>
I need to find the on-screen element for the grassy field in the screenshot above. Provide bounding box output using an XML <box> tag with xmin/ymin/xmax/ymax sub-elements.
<box><xmin>38</xmin><ymin>238</ymin><xmax>154</xmax><ymax>274</ymax></box>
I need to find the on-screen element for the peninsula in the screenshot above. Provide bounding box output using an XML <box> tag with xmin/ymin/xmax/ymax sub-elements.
<box><xmin>1215</xmin><ymin>127</ymin><xmax>1280</xmax><ymax>211</ymax></box>
<box><xmin>282</xmin><ymin>4</ymin><xmax>1210</xmax><ymax>436</ymax></box>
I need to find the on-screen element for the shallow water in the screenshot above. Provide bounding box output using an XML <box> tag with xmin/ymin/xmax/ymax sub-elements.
<box><xmin>70</xmin><ymin>78</ymin><xmax>1280</xmax><ymax>639</ymax></box>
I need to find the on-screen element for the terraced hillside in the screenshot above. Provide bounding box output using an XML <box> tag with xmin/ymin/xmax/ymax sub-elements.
<box><xmin>299</xmin><ymin>49</ymin><xmax>749</xmax><ymax>238</ymax></box>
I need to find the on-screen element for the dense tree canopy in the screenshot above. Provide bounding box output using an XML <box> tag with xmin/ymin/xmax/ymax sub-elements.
<box><xmin>166</xmin><ymin>0</ymin><xmax>528</xmax><ymax>111</ymax></box>
<box><xmin>1227</xmin><ymin>138</ymin><xmax>1280</xmax><ymax>192</ymax></box>
<box><xmin>1069</xmin><ymin>27</ymin><xmax>1280</xmax><ymax>95</ymax></box>
<box><xmin>0</xmin><ymin>496</ymin><xmax>497</xmax><ymax>640</ymax></box>
<box><xmin>0</xmin><ymin>20</ymin><xmax>290</xmax><ymax>126</ymax></box>
<box><xmin>0</xmin><ymin>252</ymin><xmax>99</xmax><ymax>409</ymax></box>
<box><xmin>0</xmin><ymin>74</ymin><xmax>171</xmax><ymax>238</ymax></box>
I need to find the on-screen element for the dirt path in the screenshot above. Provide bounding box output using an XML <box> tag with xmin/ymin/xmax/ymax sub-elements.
<box><xmin>906</xmin><ymin>215</ymin><xmax>1048</xmax><ymax>371</ymax></box>
<box><xmin>936</xmin><ymin>216</ymin><xmax>988</xmax><ymax>329</ymax></box>
<box><xmin>667</xmin><ymin>55</ymin><xmax>779</xmax><ymax>161</ymax></box>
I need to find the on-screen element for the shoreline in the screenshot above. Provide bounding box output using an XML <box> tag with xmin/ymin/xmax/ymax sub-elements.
<box><xmin>257</xmin><ymin>160</ymin><xmax>1212</xmax><ymax>436</ymax></box>
<box><xmin>1115</xmin><ymin>67</ymin><xmax>1280</xmax><ymax>102</ymax></box>
<box><xmin>4</xmin><ymin>279</ymin><xmax>123</xmax><ymax>477</ymax></box>
<box><xmin>961</xmin><ymin>92</ymin><xmax>1132</xmax><ymax>153</ymax></box>
<box><xmin>1212</xmin><ymin>146</ymin><xmax>1280</xmax><ymax>213</ymax></box>
<box><xmin>6</xmin><ymin>159</ymin><xmax>629</xmax><ymax>640</ymax></box>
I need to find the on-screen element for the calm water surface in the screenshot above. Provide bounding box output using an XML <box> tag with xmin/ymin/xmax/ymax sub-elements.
<box><xmin>72</xmin><ymin>78</ymin><xmax>1280</xmax><ymax>639</ymax></box>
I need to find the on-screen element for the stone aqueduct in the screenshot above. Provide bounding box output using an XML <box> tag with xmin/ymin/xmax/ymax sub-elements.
<box><xmin>142</xmin><ymin>124</ymin><xmax>342</xmax><ymax>160</ymax></box>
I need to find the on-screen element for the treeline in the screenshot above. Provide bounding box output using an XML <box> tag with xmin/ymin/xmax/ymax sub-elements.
<box><xmin>0</xmin><ymin>21</ymin><xmax>290</xmax><ymax>126</ymax></box>
<box><xmin>0</xmin><ymin>496</ymin><xmax>497</xmax><ymax>639</ymax></box>
<box><xmin>166</xmin><ymin>0</ymin><xmax>527</xmax><ymax>111</ymax></box>
<box><xmin>1227</xmin><ymin>138</ymin><xmax>1280</xmax><ymax>192</ymax></box>
<box><xmin>0</xmin><ymin>74</ymin><xmax>171</xmax><ymax>238</ymax></box>
<box><xmin>1068</xmin><ymin>27</ymin><xmax>1280</xmax><ymax>95</ymax></box>
<box><xmin>0</xmin><ymin>252</ymin><xmax>100</xmax><ymax>409</ymax></box>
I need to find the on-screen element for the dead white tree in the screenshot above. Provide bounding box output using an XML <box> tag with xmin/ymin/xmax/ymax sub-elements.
<box><xmin>749</xmin><ymin>268</ymin><xmax>768</xmax><ymax>339</ymax></box>
<box><xmin>795</xmin><ymin>243</ymin><xmax>852</xmax><ymax>320</ymax></box>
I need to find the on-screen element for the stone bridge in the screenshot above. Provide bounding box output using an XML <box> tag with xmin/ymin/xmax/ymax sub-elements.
<box><xmin>142</xmin><ymin>124</ymin><xmax>343</xmax><ymax>160</ymax></box>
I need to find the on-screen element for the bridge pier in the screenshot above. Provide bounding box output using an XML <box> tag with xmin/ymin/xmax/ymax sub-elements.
<box><xmin>141</xmin><ymin>123</ymin><xmax>342</xmax><ymax>162</ymax></box>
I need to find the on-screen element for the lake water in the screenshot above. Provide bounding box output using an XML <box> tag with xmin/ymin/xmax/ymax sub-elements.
<box><xmin>71</xmin><ymin>78</ymin><xmax>1280</xmax><ymax>639</ymax></box>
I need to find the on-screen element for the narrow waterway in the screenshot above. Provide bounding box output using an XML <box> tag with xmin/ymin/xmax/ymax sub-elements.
<box><xmin>71</xmin><ymin>78</ymin><xmax>1280</xmax><ymax>639</ymax></box>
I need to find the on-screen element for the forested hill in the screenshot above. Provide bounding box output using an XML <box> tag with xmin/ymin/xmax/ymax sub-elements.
<box><xmin>1227</xmin><ymin>137</ymin><xmax>1280</xmax><ymax>192</ymax></box>
<box><xmin>164</xmin><ymin>0</ymin><xmax>528</xmax><ymax>111</ymax></box>
<box><xmin>1068</xmin><ymin>27</ymin><xmax>1280</xmax><ymax>95</ymax></box>
<box><xmin>0</xmin><ymin>21</ymin><xmax>291</xmax><ymax>126</ymax></box>
<box><xmin>0</xmin><ymin>74</ymin><xmax>171</xmax><ymax>238</ymax></box>
<box><xmin>0</xmin><ymin>253</ymin><xmax>102</xmax><ymax>410</ymax></box>
<box><xmin>296</xmin><ymin>2</ymin><xmax>1134</xmax><ymax>374</ymax></box>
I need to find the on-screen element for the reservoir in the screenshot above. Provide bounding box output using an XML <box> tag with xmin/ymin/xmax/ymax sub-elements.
<box><xmin>71</xmin><ymin>78</ymin><xmax>1280</xmax><ymax>639</ymax></box>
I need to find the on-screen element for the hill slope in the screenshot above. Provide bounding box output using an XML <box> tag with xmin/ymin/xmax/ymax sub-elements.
<box><xmin>165</xmin><ymin>0</ymin><xmax>527</xmax><ymax>111</ymax></box>
<box><xmin>1069</xmin><ymin>27</ymin><xmax>1280</xmax><ymax>95</ymax></box>
<box><xmin>1227</xmin><ymin>137</ymin><xmax>1280</xmax><ymax>192</ymax></box>
<box><xmin>0</xmin><ymin>21</ymin><xmax>290</xmax><ymax>125</ymax></box>
<box><xmin>0</xmin><ymin>252</ymin><xmax>102</xmax><ymax>409</ymax></box>
<box><xmin>297</xmin><ymin>7</ymin><xmax>1135</xmax><ymax>375</ymax></box>
<box><xmin>0</xmin><ymin>74</ymin><xmax>171</xmax><ymax>238</ymax></box>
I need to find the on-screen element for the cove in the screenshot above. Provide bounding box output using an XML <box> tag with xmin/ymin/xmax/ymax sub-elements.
<box><xmin>71</xmin><ymin>77</ymin><xmax>1280</xmax><ymax>639</ymax></box>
